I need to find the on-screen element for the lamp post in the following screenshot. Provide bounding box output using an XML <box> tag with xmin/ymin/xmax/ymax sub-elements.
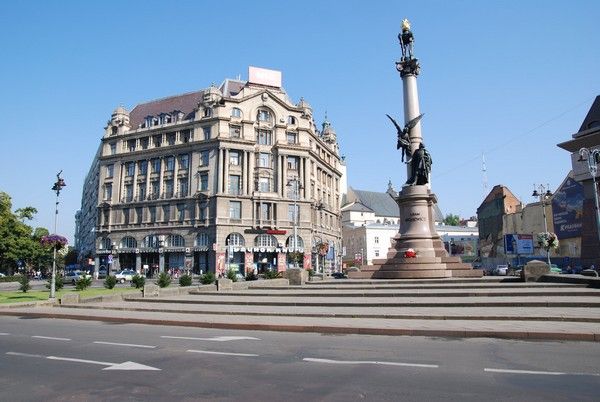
<box><xmin>579</xmin><ymin>147</ymin><xmax>600</xmax><ymax>245</ymax></box>
<box><xmin>286</xmin><ymin>177</ymin><xmax>303</xmax><ymax>267</ymax></box>
<box><xmin>532</xmin><ymin>183</ymin><xmax>553</xmax><ymax>267</ymax></box>
<box><xmin>50</xmin><ymin>171</ymin><xmax>66</xmax><ymax>300</ymax></box>
<box><xmin>314</xmin><ymin>200</ymin><xmax>324</xmax><ymax>273</ymax></box>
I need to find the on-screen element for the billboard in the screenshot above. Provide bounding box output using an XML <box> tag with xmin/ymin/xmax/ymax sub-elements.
<box><xmin>504</xmin><ymin>234</ymin><xmax>534</xmax><ymax>255</ymax></box>
<box><xmin>552</xmin><ymin>177</ymin><xmax>584</xmax><ymax>239</ymax></box>
<box><xmin>248</xmin><ymin>66</ymin><xmax>282</xmax><ymax>88</ymax></box>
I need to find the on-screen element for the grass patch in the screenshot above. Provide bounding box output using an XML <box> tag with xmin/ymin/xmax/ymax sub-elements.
<box><xmin>0</xmin><ymin>287</ymin><xmax>141</xmax><ymax>304</ymax></box>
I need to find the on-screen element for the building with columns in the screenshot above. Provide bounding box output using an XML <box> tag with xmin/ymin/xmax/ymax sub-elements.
<box><xmin>76</xmin><ymin>67</ymin><xmax>343</xmax><ymax>277</ymax></box>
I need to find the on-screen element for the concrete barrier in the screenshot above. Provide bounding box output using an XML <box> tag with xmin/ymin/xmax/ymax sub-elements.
<box><xmin>282</xmin><ymin>268</ymin><xmax>307</xmax><ymax>286</ymax></box>
<box><xmin>60</xmin><ymin>293</ymin><xmax>80</xmax><ymax>304</ymax></box>
<box><xmin>143</xmin><ymin>284</ymin><xmax>160</xmax><ymax>297</ymax></box>
<box><xmin>217</xmin><ymin>278</ymin><xmax>233</xmax><ymax>291</ymax></box>
<box><xmin>521</xmin><ymin>260</ymin><xmax>550</xmax><ymax>282</ymax></box>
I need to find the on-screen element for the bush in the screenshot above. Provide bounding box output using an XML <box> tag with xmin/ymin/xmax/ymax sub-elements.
<box><xmin>75</xmin><ymin>276</ymin><xmax>92</xmax><ymax>291</ymax></box>
<box><xmin>307</xmin><ymin>269</ymin><xmax>315</xmax><ymax>278</ymax></box>
<box><xmin>226</xmin><ymin>268</ymin><xmax>238</xmax><ymax>282</ymax></box>
<box><xmin>45</xmin><ymin>276</ymin><xmax>64</xmax><ymax>291</ymax></box>
<box><xmin>179</xmin><ymin>274</ymin><xmax>193</xmax><ymax>287</ymax></box>
<box><xmin>245</xmin><ymin>272</ymin><xmax>258</xmax><ymax>281</ymax></box>
<box><xmin>0</xmin><ymin>275</ymin><xmax>20</xmax><ymax>283</ymax></box>
<box><xmin>104</xmin><ymin>275</ymin><xmax>117</xmax><ymax>289</ymax></box>
<box><xmin>18</xmin><ymin>275</ymin><xmax>31</xmax><ymax>293</ymax></box>
<box><xmin>263</xmin><ymin>269</ymin><xmax>280</xmax><ymax>279</ymax></box>
<box><xmin>200</xmin><ymin>272</ymin><xmax>215</xmax><ymax>284</ymax></box>
<box><xmin>131</xmin><ymin>274</ymin><xmax>146</xmax><ymax>289</ymax></box>
<box><xmin>156</xmin><ymin>272</ymin><xmax>171</xmax><ymax>288</ymax></box>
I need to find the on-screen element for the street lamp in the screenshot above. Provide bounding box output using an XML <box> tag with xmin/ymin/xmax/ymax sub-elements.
<box><xmin>313</xmin><ymin>200</ymin><xmax>325</xmax><ymax>273</ymax></box>
<box><xmin>286</xmin><ymin>177</ymin><xmax>304</xmax><ymax>266</ymax></box>
<box><xmin>532</xmin><ymin>183</ymin><xmax>553</xmax><ymax>267</ymax></box>
<box><xmin>50</xmin><ymin>171</ymin><xmax>66</xmax><ymax>300</ymax></box>
<box><xmin>579</xmin><ymin>147</ymin><xmax>600</xmax><ymax>245</ymax></box>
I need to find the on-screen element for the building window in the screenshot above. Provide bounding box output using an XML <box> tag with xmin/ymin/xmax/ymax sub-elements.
<box><xmin>162</xmin><ymin>205</ymin><xmax>170</xmax><ymax>222</ymax></box>
<box><xmin>229</xmin><ymin>201</ymin><xmax>241</xmax><ymax>219</ymax></box>
<box><xmin>151</xmin><ymin>158</ymin><xmax>161</xmax><ymax>173</ymax></box>
<box><xmin>110</xmin><ymin>143</ymin><xmax>117</xmax><ymax>155</ymax></box>
<box><xmin>120</xmin><ymin>236</ymin><xmax>137</xmax><ymax>249</ymax></box>
<box><xmin>228</xmin><ymin>232</ymin><xmax>245</xmax><ymax>246</ymax></box>
<box><xmin>123</xmin><ymin>208</ymin><xmax>130</xmax><ymax>225</ymax></box>
<box><xmin>127</xmin><ymin>139</ymin><xmax>136</xmax><ymax>152</ymax></box>
<box><xmin>255</xmin><ymin>234</ymin><xmax>276</xmax><ymax>247</ymax></box>
<box><xmin>166</xmin><ymin>132</ymin><xmax>176</xmax><ymax>146</ymax></box>
<box><xmin>229</xmin><ymin>151</ymin><xmax>240</xmax><ymax>166</ymax></box>
<box><xmin>105</xmin><ymin>164</ymin><xmax>114</xmax><ymax>178</ymax></box>
<box><xmin>165</xmin><ymin>234</ymin><xmax>185</xmax><ymax>247</ymax></box>
<box><xmin>142</xmin><ymin>235</ymin><xmax>159</xmax><ymax>248</ymax></box>
<box><xmin>164</xmin><ymin>180</ymin><xmax>174</xmax><ymax>198</ymax></box>
<box><xmin>258</xmin><ymin>152</ymin><xmax>271</xmax><ymax>168</ymax></box>
<box><xmin>166</xmin><ymin>156</ymin><xmax>175</xmax><ymax>171</ymax></box>
<box><xmin>287</xmin><ymin>116</ymin><xmax>296</xmax><ymax>125</ymax></box>
<box><xmin>375</xmin><ymin>250</ymin><xmax>380</xmax><ymax>257</ymax></box>
<box><xmin>204</xmin><ymin>108</ymin><xmax>212</xmax><ymax>118</ymax></box>
<box><xmin>179</xmin><ymin>180</ymin><xmax>188</xmax><ymax>197</ymax></box>
<box><xmin>179</xmin><ymin>154</ymin><xmax>189</xmax><ymax>169</ymax></box>
<box><xmin>140</xmin><ymin>137</ymin><xmax>149</xmax><ymax>150</ymax></box>
<box><xmin>288</xmin><ymin>204</ymin><xmax>299</xmax><ymax>223</ymax></box>
<box><xmin>257</xmin><ymin>109</ymin><xmax>272</xmax><ymax>123</ymax></box>
<box><xmin>125</xmin><ymin>162</ymin><xmax>135</xmax><ymax>177</ymax></box>
<box><xmin>229</xmin><ymin>175</ymin><xmax>241</xmax><ymax>195</ymax></box>
<box><xmin>287</xmin><ymin>156</ymin><xmax>298</xmax><ymax>170</ymax></box>
<box><xmin>286</xmin><ymin>132</ymin><xmax>297</xmax><ymax>144</ymax></box>
<box><xmin>258</xmin><ymin>177</ymin><xmax>271</xmax><ymax>192</ymax></box>
<box><xmin>257</xmin><ymin>129</ymin><xmax>272</xmax><ymax>145</ymax></box>
<box><xmin>153</xmin><ymin>135</ymin><xmax>162</xmax><ymax>148</ymax></box>
<box><xmin>259</xmin><ymin>203</ymin><xmax>272</xmax><ymax>220</ymax></box>
<box><xmin>151</xmin><ymin>181</ymin><xmax>160</xmax><ymax>199</ymax></box>
<box><xmin>375</xmin><ymin>236</ymin><xmax>379</xmax><ymax>244</ymax></box>
<box><xmin>138</xmin><ymin>184</ymin><xmax>146</xmax><ymax>201</ymax></box>
<box><xmin>195</xmin><ymin>233</ymin><xmax>209</xmax><ymax>247</ymax></box>
<box><xmin>177</xmin><ymin>204</ymin><xmax>185</xmax><ymax>222</ymax></box>
<box><xmin>203</xmin><ymin>127</ymin><xmax>211</xmax><ymax>140</ymax></box>
<box><xmin>199</xmin><ymin>173</ymin><xmax>208</xmax><ymax>191</ymax></box>
<box><xmin>199</xmin><ymin>205</ymin><xmax>207</xmax><ymax>220</ymax></box>
<box><xmin>200</xmin><ymin>150</ymin><xmax>209</xmax><ymax>166</ymax></box>
<box><xmin>135</xmin><ymin>208</ymin><xmax>143</xmax><ymax>224</ymax></box>
<box><xmin>103</xmin><ymin>184</ymin><xmax>112</xmax><ymax>200</ymax></box>
<box><xmin>229</xmin><ymin>125</ymin><xmax>241</xmax><ymax>138</ymax></box>
<box><xmin>149</xmin><ymin>206</ymin><xmax>157</xmax><ymax>222</ymax></box>
<box><xmin>181</xmin><ymin>129</ymin><xmax>192</xmax><ymax>143</ymax></box>
<box><xmin>231</xmin><ymin>108</ymin><xmax>242</xmax><ymax>118</ymax></box>
<box><xmin>125</xmin><ymin>184</ymin><xmax>133</xmax><ymax>202</ymax></box>
<box><xmin>138</xmin><ymin>160</ymin><xmax>148</xmax><ymax>175</ymax></box>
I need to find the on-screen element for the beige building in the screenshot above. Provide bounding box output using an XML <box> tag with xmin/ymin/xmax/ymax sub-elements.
<box><xmin>77</xmin><ymin>67</ymin><xmax>343</xmax><ymax>276</ymax></box>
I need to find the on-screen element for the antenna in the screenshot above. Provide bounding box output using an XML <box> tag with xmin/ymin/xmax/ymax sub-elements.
<box><xmin>482</xmin><ymin>152</ymin><xmax>488</xmax><ymax>195</ymax></box>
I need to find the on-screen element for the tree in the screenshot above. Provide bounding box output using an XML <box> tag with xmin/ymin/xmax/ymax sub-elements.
<box><xmin>443</xmin><ymin>214</ymin><xmax>460</xmax><ymax>226</ymax></box>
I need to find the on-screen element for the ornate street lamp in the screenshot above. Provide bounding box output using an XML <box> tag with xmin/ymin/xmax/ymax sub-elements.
<box><xmin>49</xmin><ymin>171</ymin><xmax>66</xmax><ymax>300</ymax></box>
<box><xmin>579</xmin><ymin>147</ymin><xmax>600</xmax><ymax>244</ymax></box>
<box><xmin>532</xmin><ymin>183</ymin><xmax>553</xmax><ymax>267</ymax></box>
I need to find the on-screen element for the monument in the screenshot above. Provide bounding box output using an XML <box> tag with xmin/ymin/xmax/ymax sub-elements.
<box><xmin>350</xmin><ymin>20</ymin><xmax>483</xmax><ymax>279</ymax></box>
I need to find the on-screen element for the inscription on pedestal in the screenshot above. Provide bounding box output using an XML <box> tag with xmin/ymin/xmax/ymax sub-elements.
<box><xmin>405</xmin><ymin>212</ymin><xmax>425</xmax><ymax>222</ymax></box>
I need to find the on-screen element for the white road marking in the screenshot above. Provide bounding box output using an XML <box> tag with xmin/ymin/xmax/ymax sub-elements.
<box><xmin>484</xmin><ymin>368</ymin><xmax>600</xmax><ymax>377</ymax></box>
<box><xmin>162</xmin><ymin>335</ymin><xmax>261</xmax><ymax>342</ymax></box>
<box><xmin>93</xmin><ymin>341</ymin><xmax>156</xmax><ymax>349</ymax></box>
<box><xmin>303</xmin><ymin>357</ymin><xmax>439</xmax><ymax>368</ymax></box>
<box><xmin>0</xmin><ymin>333</ymin><xmax>10</xmax><ymax>336</ymax></box>
<box><xmin>32</xmin><ymin>336</ymin><xmax>71</xmax><ymax>341</ymax></box>
<box><xmin>187</xmin><ymin>349</ymin><xmax>259</xmax><ymax>357</ymax></box>
<box><xmin>7</xmin><ymin>351</ymin><xmax>160</xmax><ymax>371</ymax></box>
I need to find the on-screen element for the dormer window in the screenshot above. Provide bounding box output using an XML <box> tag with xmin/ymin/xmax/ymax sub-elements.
<box><xmin>257</xmin><ymin>109</ymin><xmax>272</xmax><ymax>123</ymax></box>
<box><xmin>164</xmin><ymin>114</ymin><xmax>172</xmax><ymax>124</ymax></box>
<box><xmin>287</xmin><ymin>115</ymin><xmax>296</xmax><ymax>125</ymax></box>
<box><xmin>204</xmin><ymin>108</ymin><xmax>213</xmax><ymax>118</ymax></box>
<box><xmin>152</xmin><ymin>117</ymin><xmax>159</xmax><ymax>126</ymax></box>
<box><xmin>144</xmin><ymin>116</ymin><xmax>153</xmax><ymax>128</ymax></box>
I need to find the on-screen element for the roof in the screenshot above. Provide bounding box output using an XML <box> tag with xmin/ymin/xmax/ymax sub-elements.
<box><xmin>350</xmin><ymin>189</ymin><xmax>399</xmax><ymax>217</ymax></box>
<box><xmin>577</xmin><ymin>96</ymin><xmax>600</xmax><ymax>133</ymax></box>
<box><xmin>129</xmin><ymin>90</ymin><xmax>204</xmax><ymax>128</ymax></box>
<box><xmin>341</xmin><ymin>202</ymin><xmax>374</xmax><ymax>213</ymax></box>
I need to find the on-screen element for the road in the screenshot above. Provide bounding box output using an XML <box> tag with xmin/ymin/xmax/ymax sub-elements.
<box><xmin>0</xmin><ymin>316</ymin><xmax>599</xmax><ymax>401</ymax></box>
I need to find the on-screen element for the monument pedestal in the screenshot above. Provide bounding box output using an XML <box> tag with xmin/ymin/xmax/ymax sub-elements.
<box><xmin>349</xmin><ymin>186</ymin><xmax>482</xmax><ymax>279</ymax></box>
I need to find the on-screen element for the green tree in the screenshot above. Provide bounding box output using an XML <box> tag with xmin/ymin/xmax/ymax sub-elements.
<box><xmin>443</xmin><ymin>214</ymin><xmax>460</xmax><ymax>226</ymax></box>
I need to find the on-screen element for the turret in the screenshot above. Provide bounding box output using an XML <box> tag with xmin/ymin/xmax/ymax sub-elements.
<box><xmin>104</xmin><ymin>105</ymin><xmax>130</xmax><ymax>136</ymax></box>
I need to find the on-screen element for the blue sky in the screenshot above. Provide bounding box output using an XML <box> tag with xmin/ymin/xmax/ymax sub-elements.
<box><xmin>1</xmin><ymin>0</ymin><xmax>599</xmax><ymax>243</ymax></box>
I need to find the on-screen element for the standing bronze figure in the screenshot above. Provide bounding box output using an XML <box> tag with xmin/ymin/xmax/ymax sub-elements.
<box><xmin>405</xmin><ymin>143</ymin><xmax>432</xmax><ymax>186</ymax></box>
<box><xmin>399</xmin><ymin>19</ymin><xmax>414</xmax><ymax>61</ymax></box>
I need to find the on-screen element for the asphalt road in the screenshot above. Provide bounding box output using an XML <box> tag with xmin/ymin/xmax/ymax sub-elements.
<box><xmin>0</xmin><ymin>316</ymin><xmax>599</xmax><ymax>401</ymax></box>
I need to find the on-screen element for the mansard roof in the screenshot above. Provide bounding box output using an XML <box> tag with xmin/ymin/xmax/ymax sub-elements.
<box><xmin>129</xmin><ymin>90</ymin><xmax>204</xmax><ymax>128</ymax></box>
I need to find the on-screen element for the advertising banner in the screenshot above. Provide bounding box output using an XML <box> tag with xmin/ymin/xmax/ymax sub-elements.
<box><xmin>552</xmin><ymin>177</ymin><xmax>584</xmax><ymax>239</ymax></box>
<box><xmin>504</xmin><ymin>234</ymin><xmax>534</xmax><ymax>255</ymax></box>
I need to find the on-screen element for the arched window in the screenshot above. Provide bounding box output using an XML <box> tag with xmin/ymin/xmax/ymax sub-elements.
<box><xmin>142</xmin><ymin>235</ymin><xmax>160</xmax><ymax>248</ymax></box>
<box><xmin>120</xmin><ymin>236</ymin><xmax>137</xmax><ymax>249</ymax></box>
<box><xmin>227</xmin><ymin>233</ymin><xmax>245</xmax><ymax>246</ymax></box>
<box><xmin>231</xmin><ymin>108</ymin><xmax>242</xmax><ymax>118</ymax></box>
<box><xmin>99</xmin><ymin>237</ymin><xmax>112</xmax><ymax>250</ymax></box>
<box><xmin>287</xmin><ymin>115</ymin><xmax>296</xmax><ymax>125</ymax></box>
<box><xmin>195</xmin><ymin>233</ymin><xmax>209</xmax><ymax>247</ymax></box>
<box><xmin>255</xmin><ymin>234</ymin><xmax>277</xmax><ymax>247</ymax></box>
<box><xmin>286</xmin><ymin>235</ymin><xmax>304</xmax><ymax>249</ymax></box>
<box><xmin>257</xmin><ymin>109</ymin><xmax>272</xmax><ymax>123</ymax></box>
<box><xmin>165</xmin><ymin>234</ymin><xmax>185</xmax><ymax>247</ymax></box>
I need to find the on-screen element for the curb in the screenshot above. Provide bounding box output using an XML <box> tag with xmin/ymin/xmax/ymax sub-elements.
<box><xmin>0</xmin><ymin>310</ymin><xmax>597</xmax><ymax>342</ymax></box>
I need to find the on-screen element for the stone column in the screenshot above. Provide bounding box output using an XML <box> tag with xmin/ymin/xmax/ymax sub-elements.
<box><xmin>217</xmin><ymin>148</ymin><xmax>224</xmax><ymax>193</ymax></box>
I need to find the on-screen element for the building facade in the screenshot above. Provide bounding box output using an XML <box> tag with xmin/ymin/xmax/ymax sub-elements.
<box><xmin>77</xmin><ymin>67</ymin><xmax>343</xmax><ymax>277</ymax></box>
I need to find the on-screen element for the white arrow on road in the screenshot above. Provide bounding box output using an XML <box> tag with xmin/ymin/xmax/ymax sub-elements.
<box><xmin>7</xmin><ymin>352</ymin><xmax>160</xmax><ymax>371</ymax></box>
<box><xmin>161</xmin><ymin>335</ymin><xmax>261</xmax><ymax>342</ymax></box>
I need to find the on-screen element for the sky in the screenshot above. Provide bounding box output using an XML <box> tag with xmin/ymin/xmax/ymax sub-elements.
<box><xmin>1</xmin><ymin>0</ymin><xmax>599</xmax><ymax>244</ymax></box>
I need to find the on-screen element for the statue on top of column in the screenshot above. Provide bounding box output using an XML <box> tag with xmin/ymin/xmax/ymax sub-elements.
<box><xmin>399</xmin><ymin>19</ymin><xmax>414</xmax><ymax>61</ymax></box>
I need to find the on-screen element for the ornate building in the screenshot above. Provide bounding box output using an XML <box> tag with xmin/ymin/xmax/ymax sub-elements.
<box><xmin>76</xmin><ymin>67</ymin><xmax>343</xmax><ymax>276</ymax></box>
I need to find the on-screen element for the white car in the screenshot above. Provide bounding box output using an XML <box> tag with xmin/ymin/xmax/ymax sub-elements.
<box><xmin>494</xmin><ymin>265</ymin><xmax>509</xmax><ymax>276</ymax></box>
<box><xmin>114</xmin><ymin>269</ymin><xmax>138</xmax><ymax>283</ymax></box>
<box><xmin>64</xmin><ymin>271</ymin><xmax>92</xmax><ymax>284</ymax></box>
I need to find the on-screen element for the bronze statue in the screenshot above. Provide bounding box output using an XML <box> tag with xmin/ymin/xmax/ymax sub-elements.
<box><xmin>386</xmin><ymin>113</ymin><xmax>423</xmax><ymax>163</ymax></box>
<box><xmin>405</xmin><ymin>143</ymin><xmax>432</xmax><ymax>186</ymax></box>
<box><xmin>399</xmin><ymin>19</ymin><xmax>414</xmax><ymax>61</ymax></box>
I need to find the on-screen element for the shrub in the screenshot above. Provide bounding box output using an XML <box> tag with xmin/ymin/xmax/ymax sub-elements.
<box><xmin>18</xmin><ymin>275</ymin><xmax>31</xmax><ymax>293</ymax></box>
<box><xmin>226</xmin><ymin>268</ymin><xmax>238</xmax><ymax>282</ymax></box>
<box><xmin>0</xmin><ymin>275</ymin><xmax>20</xmax><ymax>283</ymax></box>
<box><xmin>179</xmin><ymin>274</ymin><xmax>193</xmax><ymax>287</ymax></box>
<box><xmin>45</xmin><ymin>276</ymin><xmax>64</xmax><ymax>291</ymax></box>
<box><xmin>307</xmin><ymin>269</ymin><xmax>315</xmax><ymax>278</ymax></box>
<box><xmin>75</xmin><ymin>276</ymin><xmax>92</xmax><ymax>291</ymax></box>
<box><xmin>200</xmin><ymin>272</ymin><xmax>215</xmax><ymax>284</ymax></box>
<box><xmin>156</xmin><ymin>272</ymin><xmax>171</xmax><ymax>288</ymax></box>
<box><xmin>131</xmin><ymin>274</ymin><xmax>146</xmax><ymax>289</ymax></box>
<box><xmin>245</xmin><ymin>272</ymin><xmax>258</xmax><ymax>281</ymax></box>
<box><xmin>263</xmin><ymin>269</ymin><xmax>280</xmax><ymax>279</ymax></box>
<box><xmin>104</xmin><ymin>275</ymin><xmax>117</xmax><ymax>289</ymax></box>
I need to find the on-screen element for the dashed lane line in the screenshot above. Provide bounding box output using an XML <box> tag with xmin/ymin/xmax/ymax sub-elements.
<box><xmin>187</xmin><ymin>349</ymin><xmax>259</xmax><ymax>357</ymax></box>
<box><xmin>303</xmin><ymin>357</ymin><xmax>439</xmax><ymax>368</ymax></box>
<box><xmin>162</xmin><ymin>336</ymin><xmax>261</xmax><ymax>342</ymax></box>
<box><xmin>484</xmin><ymin>368</ymin><xmax>600</xmax><ymax>377</ymax></box>
<box><xmin>93</xmin><ymin>341</ymin><xmax>157</xmax><ymax>349</ymax></box>
<box><xmin>0</xmin><ymin>333</ymin><xmax>9</xmax><ymax>336</ymax></box>
<box><xmin>31</xmin><ymin>336</ymin><xmax>71</xmax><ymax>341</ymax></box>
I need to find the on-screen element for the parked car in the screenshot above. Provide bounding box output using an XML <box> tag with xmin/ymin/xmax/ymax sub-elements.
<box><xmin>114</xmin><ymin>269</ymin><xmax>138</xmax><ymax>283</ymax></box>
<box><xmin>331</xmin><ymin>272</ymin><xmax>347</xmax><ymax>279</ymax></box>
<box><xmin>494</xmin><ymin>265</ymin><xmax>509</xmax><ymax>276</ymax></box>
<box><xmin>64</xmin><ymin>271</ymin><xmax>92</xmax><ymax>284</ymax></box>
<box><xmin>549</xmin><ymin>264</ymin><xmax>562</xmax><ymax>274</ymax></box>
